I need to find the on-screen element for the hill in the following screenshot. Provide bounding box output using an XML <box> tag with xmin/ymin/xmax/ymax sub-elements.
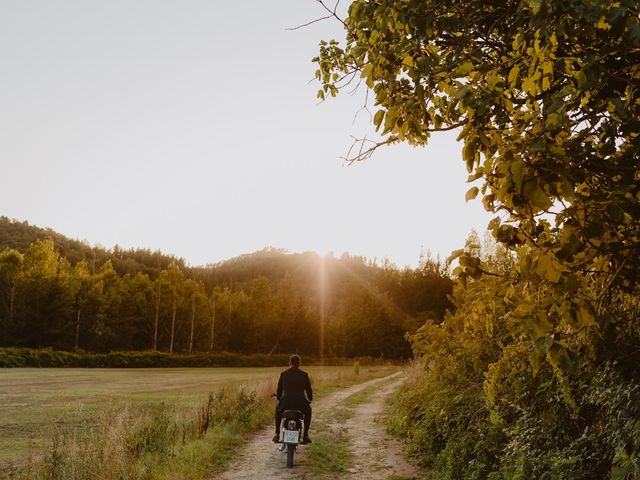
<box><xmin>0</xmin><ymin>216</ymin><xmax>184</xmax><ymax>278</ymax></box>
<box><xmin>0</xmin><ymin>217</ymin><xmax>452</xmax><ymax>357</ymax></box>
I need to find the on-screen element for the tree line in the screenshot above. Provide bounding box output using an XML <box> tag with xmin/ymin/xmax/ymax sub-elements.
<box><xmin>0</xmin><ymin>233</ymin><xmax>452</xmax><ymax>358</ymax></box>
<box><xmin>0</xmin><ymin>216</ymin><xmax>186</xmax><ymax>278</ymax></box>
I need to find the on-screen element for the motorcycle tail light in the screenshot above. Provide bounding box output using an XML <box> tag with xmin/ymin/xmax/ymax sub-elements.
<box><xmin>288</xmin><ymin>420</ymin><xmax>297</xmax><ymax>429</ymax></box>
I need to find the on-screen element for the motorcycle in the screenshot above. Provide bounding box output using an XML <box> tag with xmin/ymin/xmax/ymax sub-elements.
<box><xmin>272</xmin><ymin>395</ymin><xmax>306</xmax><ymax>467</ymax></box>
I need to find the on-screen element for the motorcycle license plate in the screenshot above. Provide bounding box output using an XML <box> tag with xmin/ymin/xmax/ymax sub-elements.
<box><xmin>283</xmin><ymin>430</ymin><xmax>299</xmax><ymax>444</ymax></box>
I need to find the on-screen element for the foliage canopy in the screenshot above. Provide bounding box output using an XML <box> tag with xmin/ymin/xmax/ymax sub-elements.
<box><xmin>315</xmin><ymin>0</ymin><xmax>640</xmax><ymax>367</ymax></box>
<box><xmin>316</xmin><ymin>0</ymin><xmax>640</xmax><ymax>477</ymax></box>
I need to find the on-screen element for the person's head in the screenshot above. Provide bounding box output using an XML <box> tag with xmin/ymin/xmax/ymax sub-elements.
<box><xmin>289</xmin><ymin>354</ymin><xmax>301</xmax><ymax>368</ymax></box>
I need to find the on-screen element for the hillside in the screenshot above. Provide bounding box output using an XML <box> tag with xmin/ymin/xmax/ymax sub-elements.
<box><xmin>0</xmin><ymin>216</ymin><xmax>185</xmax><ymax>278</ymax></box>
<box><xmin>0</xmin><ymin>217</ymin><xmax>453</xmax><ymax>357</ymax></box>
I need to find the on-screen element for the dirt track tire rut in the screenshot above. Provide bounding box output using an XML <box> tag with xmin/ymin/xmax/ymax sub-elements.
<box><xmin>213</xmin><ymin>372</ymin><xmax>415</xmax><ymax>480</ymax></box>
<box><xmin>340</xmin><ymin>377</ymin><xmax>416</xmax><ymax>479</ymax></box>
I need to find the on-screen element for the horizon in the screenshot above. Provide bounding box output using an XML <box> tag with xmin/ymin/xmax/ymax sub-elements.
<box><xmin>4</xmin><ymin>214</ymin><xmax>457</xmax><ymax>269</ymax></box>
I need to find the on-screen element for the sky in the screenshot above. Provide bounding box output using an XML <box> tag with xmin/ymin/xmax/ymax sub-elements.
<box><xmin>0</xmin><ymin>0</ymin><xmax>492</xmax><ymax>268</ymax></box>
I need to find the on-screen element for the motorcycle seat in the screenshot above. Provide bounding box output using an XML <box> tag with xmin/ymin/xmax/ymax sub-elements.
<box><xmin>283</xmin><ymin>410</ymin><xmax>303</xmax><ymax>420</ymax></box>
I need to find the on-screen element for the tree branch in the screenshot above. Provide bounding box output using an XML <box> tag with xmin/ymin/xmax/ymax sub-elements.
<box><xmin>286</xmin><ymin>14</ymin><xmax>334</xmax><ymax>31</ymax></box>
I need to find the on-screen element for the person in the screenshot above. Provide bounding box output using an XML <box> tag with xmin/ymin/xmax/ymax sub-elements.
<box><xmin>273</xmin><ymin>354</ymin><xmax>313</xmax><ymax>444</ymax></box>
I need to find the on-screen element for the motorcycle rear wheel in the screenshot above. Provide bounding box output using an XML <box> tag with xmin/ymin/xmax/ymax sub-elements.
<box><xmin>286</xmin><ymin>443</ymin><xmax>295</xmax><ymax>467</ymax></box>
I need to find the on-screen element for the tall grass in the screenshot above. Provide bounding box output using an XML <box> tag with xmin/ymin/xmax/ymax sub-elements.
<box><xmin>7</xmin><ymin>366</ymin><xmax>393</xmax><ymax>479</ymax></box>
<box><xmin>9</xmin><ymin>388</ymin><xmax>267</xmax><ymax>480</ymax></box>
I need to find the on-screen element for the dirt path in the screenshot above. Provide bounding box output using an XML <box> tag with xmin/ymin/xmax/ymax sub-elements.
<box><xmin>213</xmin><ymin>372</ymin><xmax>415</xmax><ymax>480</ymax></box>
<box><xmin>341</xmin><ymin>377</ymin><xmax>416</xmax><ymax>479</ymax></box>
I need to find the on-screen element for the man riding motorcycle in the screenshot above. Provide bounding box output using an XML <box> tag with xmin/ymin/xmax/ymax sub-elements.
<box><xmin>272</xmin><ymin>354</ymin><xmax>312</xmax><ymax>444</ymax></box>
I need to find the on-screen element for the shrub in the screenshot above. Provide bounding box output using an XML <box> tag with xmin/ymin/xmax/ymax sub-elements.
<box><xmin>0</xmin><ymin>347</ymin><xmax>392</xmax><ymax>368</ymax></box>
<box><xmin>387</xmin><ymin>368</ymin><xmax>505</xmax><ymax>479</ymax></box>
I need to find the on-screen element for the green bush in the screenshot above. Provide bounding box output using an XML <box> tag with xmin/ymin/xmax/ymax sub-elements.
<box><xmin>386</xmin><ymin>259</ymin><xmax>640</xmax><ymax>479</ymax></box>
<box><xmin>387</xmin><ymin>371</ymin><xmax>505</xmax><ymax>479</ymax></box>
<box><xmin>489</xmin><ymin>359</ymin><xmax>640</xmax><ymax>480</ymax></box>
<box><xmin>0</xmin><ymin>347</ymin><xmax>390</xmax><ymax>368</ymax></box>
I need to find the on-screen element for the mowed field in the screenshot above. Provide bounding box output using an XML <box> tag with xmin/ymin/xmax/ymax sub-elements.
<box><xmin>0</xmin><ymin>366</ymin><xmax>363</xmax><ymax>468</ymax></box>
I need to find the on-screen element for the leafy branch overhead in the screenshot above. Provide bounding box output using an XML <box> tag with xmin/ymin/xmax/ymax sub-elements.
<box><xmin>315</xmin><ymin>2</ymin><xmax>640</xmax><ymax>475</ymax></box>
<box><xmin>315</xmin><ymin>0</ymin><xmax>640</xmax><ymax>368</ymax></box>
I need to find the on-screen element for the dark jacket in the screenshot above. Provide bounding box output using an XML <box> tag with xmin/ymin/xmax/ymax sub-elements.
<box><xmin>276</xmin><ymin>366</ymin><xmax>313</xmax><ymax>410</ymax></box>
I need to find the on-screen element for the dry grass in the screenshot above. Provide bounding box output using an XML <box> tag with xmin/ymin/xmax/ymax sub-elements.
<box><xmin>402</xmin><ymin>358</ymin><xmax>426</xmax><ymax>389</ymax></box>
<box><xmin>0</xmin><ymin>365</ymin><xmax>359</xmax><ymax>467</ymax></box>
<box><xmin>3</xmin><ymin>365</ymin><xmax>397</xmax><ymax>480</ymax></box>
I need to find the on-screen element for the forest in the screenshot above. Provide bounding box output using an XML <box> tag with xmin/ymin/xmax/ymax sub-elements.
<box><xmin>0</xmin><ymin>216</ymin><xmax>452</xmax><ymax>358</ymax></box>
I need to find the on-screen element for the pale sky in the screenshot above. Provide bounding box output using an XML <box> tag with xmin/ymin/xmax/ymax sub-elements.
<box><xmin>0</xmin><ymin>0</ymin><xmax>492</xmax><ymax>268</ymax></box>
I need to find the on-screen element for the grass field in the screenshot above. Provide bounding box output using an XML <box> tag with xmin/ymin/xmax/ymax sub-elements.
<box><xmin>0</xmin><ymin>365</ymin><xmax>390</xmax><ymax>474</ymax></box>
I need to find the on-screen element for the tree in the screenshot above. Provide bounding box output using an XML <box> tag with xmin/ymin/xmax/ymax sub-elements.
<box><xmin>123</xmin><ymin>272</ymin><xmax>155</xmax><ymax>350</ymax></box>
<box><xmin>247</xmin><ymin>276</ymin><xmax>276</xmax><ymax>353</ymax></box>
<box><xmin>0</xmin><ymin>248</ymin><xmax>24</xmax><ymax>331</ymax></box>
<box><xmin>183</xmin><ymin>279</ymin><xmax>206</xmax><ymax>354</ymax></box>
<box><xmin>315</xmin><ymin>0</ymin><xmax>640</xmax><ymax>365</ymax></box>
<box><xmin>18</xmin><ymin>240</ymin><xmax>65</xmax><ymax>347</ymax></box>
<box><xmin>91</xmin><ymin>260</ymin><xmax>122</xmax><ymax>351</ymax></box>
<box><xmin>209</xmin><ymin>288</ymin><xmax>222</xmax><ymax>352</ymax></box>
<box><xmin>165</xmin><ymin>263</ymin><xmax>184</xmax><ymax>354</ymax></box>
<box><xmin>153</xmin><ymin>270</ymin><xmax>169</xmax><ymax>350</ymax></box>
<box><xmin>315</xmin><ymin>2</ymin><xmax>640</xmax><ymax>476</ymax></box>
<box><xmin>66</xmin><ymin>260</ymin><xmax>91</xmax><ymax>351</ymax></box>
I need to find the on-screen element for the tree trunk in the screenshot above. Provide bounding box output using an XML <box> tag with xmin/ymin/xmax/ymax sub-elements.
<box><xmin>8</xmin><ymin>283</ymin><xmax>15</xmax><ymax>324</ymax></box>
<box><xmin>169</xmin><ymin>294</ymin><xmax>176</xmax><ymax>354</ymax></box>
<box><xmin>153</xmin><ymin>285</ymin><xmax>160</xmax><ymax>350</ymax></box>
<box><xmin>209</xmin><ymin>295</ymin><xmax>215</xmax><ymax>353</ymax></box>
<box><xmin>189</xmin><ymin>294</ymin><xmax>195</xmax><ymax>354</ymax></box>
<box><xmin>74</xmin><ymin>308</ymin><xmax>81</xmax><ymax>350</ymax></box>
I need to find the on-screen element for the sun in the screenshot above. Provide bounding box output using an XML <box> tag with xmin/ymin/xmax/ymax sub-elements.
<box><xmin>313</xmin><ymin>246</ymin><xmax>334</xmax><ymax>258</ymax></box>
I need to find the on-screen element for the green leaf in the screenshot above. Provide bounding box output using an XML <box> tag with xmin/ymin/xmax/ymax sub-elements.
<box><xmin>373</xmin><ymin>109</ymin><xmax>385</xmax><ymax>130</ymax></box>
<box><xmin>465</xmin><ymin>186</ymin><xmax>479</xmax><ymax>202</ymax></box>
<box><xmin>383</xmin><ymin>110</ymin><xmax>397</xmax><ymax>134</ymax></box>
<box><xmin>522</xmin><ymin>76</ymin><xmax>537</xmax><ymax>96</ymax></box>
<box><xmin>462</xmin><ymin>143</ymin><xmax>475</xmax><ymax>172</ymax></box>
<box><xmin>530</xmin><ymin>138</ymin><xmax>546</xmax><ymax>152</ymax></box>
<box><xmin>529</xmin><ymin>350</ymin><xmax>543</xmax><ymax>376</ymax></box>
<box><xmin>488</xmin><ymin>216</ymin><xmax>501</xmax><ymax>232</ymax></box>
<box><xmin>524</xmin><ymin>181</ymin><xmax>552</xmax><ymax>212</ymax></box>
<box><xmin>360</xmin><ymin>63</ymin><xmax>374</xmax><ymax>88</ymax></box>
<box><xmin>576</xmin><ymin>305</ymin><xmax>595</xmax><ymax>327</ymax></box>
<box><xmin>546</xmin><ymin>112</ymin><xmax>562</xmax><ymax>129</ymax></box>
<box><xmin>534</xmin><ymin>335</ymin><xmax>553</xmax><ymax>355</ymax></box>
<box><xmin>534</xmin><ymin>254</ymin><xmax>563</xmax><ymax>283</ymax></box>
<box><xmin>510</xmin><ymin>160</ymin><xmax>523</xmax><ymax>191</ymax></box>
<box><xmin>455</xmin><ymin>85</ymin><xmax>472</xmax><ymax>100</ymax></box>
<box><xmin>452</xmin><ymin>61</ymin><xmax>473</xmax><ymax>78</ymax></box>
<box><xmin>528</xmin><ymin>0</ymin><xmax>541</xmax><ymax>13</ymax></box>
<box><xmin>596</xmin><ymin>16</ymin><xmax>611</xmax><ymax>30</ymax></box>
<box><xmin>360</xmin><ymin>63</ymin><xmax>373</xmax><ymax>78</ymax></box>
<box><xmin>402</xmin><ymin>54</ymin><xmax>414</xmax><ymax>68</ymax></box>
<box><xmin>446</xmin><ymin>249</ymin><xmax>465</xmax><ymax>264</ymax></box>
<box><xmin>548</xmin><ymin>343</ymin><xmax>572</xmax><ymax>372</ymax></box>
<box><xmin>547</xmin><ymin>98</ymin><xmax>564</xmax><ymax>113</ymax></box>
<box><xmin>508</xmin><ymin>65</ymin><xmax>520</xmax><ymax>86</ymax></box>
